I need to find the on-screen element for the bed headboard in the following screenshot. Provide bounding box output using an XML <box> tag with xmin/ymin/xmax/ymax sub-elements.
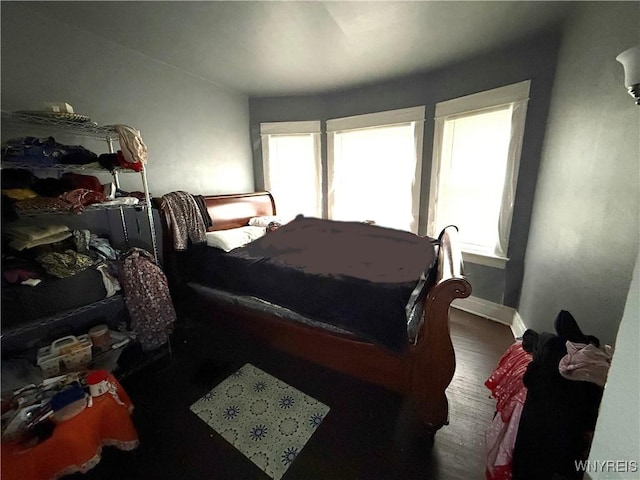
<box><xmin>202</xmin><ymin>191</ymin><xmax>276</xmax><ymax>231</ymax></box>
<box><xmin>151</xmin><ymin>191</ymin><xmax>275</xmax><ymax>295</ymax></box>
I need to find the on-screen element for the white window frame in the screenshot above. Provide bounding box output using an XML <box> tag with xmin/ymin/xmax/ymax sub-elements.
<box><xmin>427</xmin><ymin>80</ymin><xmax>531</xmax><ymax>269</ymax></box>
<box><xmin>260</xmin><ymin>120</ymin><xmax>322</xmax><ymax>220</ymax></box>
<box><xmin>326</xmin><ymin>106</ymin><xmax>425</xmax><ymax>233</ymax></box>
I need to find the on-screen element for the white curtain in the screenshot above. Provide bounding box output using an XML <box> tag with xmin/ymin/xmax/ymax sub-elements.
<box><xmin>260</xmin><ymin>121</ymin><xmax>322</xmax><ymax>223</ymax></box>
<box><xmin>496</xmin><ymin>100</ymin><xmax>527</xmax><ymax>257</ymax></box>
<box><xmin>326</xmin><ymin>106</ymin><xmax>425</xmax><ymax>233</ymax></box>
<box><xmin>428</xmin><ymin>80</ymin><xmax>530</xmax><ymax>258</ymax></box>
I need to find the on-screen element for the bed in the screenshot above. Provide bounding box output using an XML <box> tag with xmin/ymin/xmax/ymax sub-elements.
<box><xmin>158</xmin><ymin>191</ymin><xmax>471</xmax><ymax>434</ymax></box>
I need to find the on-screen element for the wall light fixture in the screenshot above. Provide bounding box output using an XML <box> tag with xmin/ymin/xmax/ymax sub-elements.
<box><xmin>616</xmin><ymin>45</ymin><xmax>640</xmax><ymax>105</ymax></box>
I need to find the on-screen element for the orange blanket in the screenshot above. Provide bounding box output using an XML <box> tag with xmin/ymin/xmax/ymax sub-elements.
<box><xmin>1</xmin><ymin>374</ymin><xmax>139</xmax><ymax>480</ymax></box>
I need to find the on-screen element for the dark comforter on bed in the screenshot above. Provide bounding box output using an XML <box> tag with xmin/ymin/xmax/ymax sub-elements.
<box><xmin>193</xmin><ymin>217</ymin><xmax>437</xmax><ymax>352</ymax></box>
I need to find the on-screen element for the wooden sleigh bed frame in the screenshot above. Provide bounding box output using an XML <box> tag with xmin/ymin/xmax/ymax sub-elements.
<box><xmin>159</xmin><ymin>191</ymin><xmax>471</xmax><ymax>434</ymax></box>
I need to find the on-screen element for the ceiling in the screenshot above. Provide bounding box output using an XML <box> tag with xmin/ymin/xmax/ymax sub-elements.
<box><xmin>24</xmin><ymin>1</ymin><xmax>573</xmax><ymax>97</ymax></box>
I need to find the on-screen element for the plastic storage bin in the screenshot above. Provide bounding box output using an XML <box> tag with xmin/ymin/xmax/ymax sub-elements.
<box><xmin>37</xmin><ymin>335</ymin><xmax>93</xmax><ymax>378</ymax></box>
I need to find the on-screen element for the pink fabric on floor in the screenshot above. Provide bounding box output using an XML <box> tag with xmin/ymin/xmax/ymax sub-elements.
<box><xmin>485</xmin><ymin>342</ymin><xmax>533</xmax><ymax>480</ymax></box>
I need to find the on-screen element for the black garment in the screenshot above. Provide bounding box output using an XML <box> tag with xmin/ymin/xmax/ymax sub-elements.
<box><xmin>59</xmin><ymin>146</ymin><xmax>98</xmax><ymax>165</ymax></box>
<box><xmin>98</xmin><ymin>153</ymin><xmax>119</xmax><ymax>171</ymax></box>
<box><xmin>32</xmin><ymin>177</ymin><xmax>75</xmax><ymax>197</ymax></box>
<box><xmin>192</xmin><ymin>194</ymin><xmax>213</xmax><ymax>230</ymax></box>
<box><xmin>512</xmin><ymin>311</ymin><xmax>604</xmax><ymax>480</ymax></box>
<box><xmin>1</xmin><ymin>168</ymin><xmax>38</xmax><ymax>189</ymax></box>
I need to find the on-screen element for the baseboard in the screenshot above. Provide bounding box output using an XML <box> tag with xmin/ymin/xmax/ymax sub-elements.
<box><xmin>451</xmin><ymin>296</ymin><xmax>527</xmax><ymax>339</ymax></box>
<box><xmin>511</xmin><ymin>311</ymin><xmax>527</xmax><ymax>339</ymax></box>
<box><xmin>452</xmin><ymin>296</ymin><xmax>514</xmax><ymax>325</ymax></box>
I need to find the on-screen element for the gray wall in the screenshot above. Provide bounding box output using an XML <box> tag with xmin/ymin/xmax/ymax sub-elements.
<box><xmin>587</xmin><ymin>252</ymin><xmax>639</xmax><ymax>479</ymax></box>
<box><xmin>249</xmin><ymin>30</ymin><xmax>563</xmax><ymax>307</ymax></box>
<box><xmin>1</xmin><ymin>2</ymin><xmax>254</xmax><ymax>197</ymax></box>
<box><xmin>1</xmin><ymin>2</ymin><xmax>254</xmax><ymax>256</ymax></box>
<box><xmin>518</xmin><ymin>2</ymin><xmax>640</xmax><ymax>345</ymax></box>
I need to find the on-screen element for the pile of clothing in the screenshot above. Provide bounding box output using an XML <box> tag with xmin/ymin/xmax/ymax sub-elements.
<box><xmin>2</xmin><ymin>128</ymin><xmax>147</xmax><ymax>170</ymax></box>
<box><xmin>486</xmin><ymin>310</ymin><xmax>613</xmax><ymax>480</ymax></box>
<box><xmin>2</xmin><ymin>222</ymin><xmax>175</xmax><ymax>352</ymax></box>
<box><xmin>2</xmin><ymin>136</ymin><xmax>97</xmax><ymax>167</ymax></box>
<box><xmin>1</xmin><ymin>168</ymin><xmax>143</xmax><ymax>217</ymax></box>
<box><xmin>2</xmin><ymin>221</ymin><xmax>121</xmax><ymax>293</ymax></box>
<box><xmin>1</xmin><ymin>129</ymin><xmax>149</xmax><ymax>217</ymax></box>
<box><xmin>4</xmin><ymin>223</ymin><xmax>72</xmax><ymax>253</ymax></box>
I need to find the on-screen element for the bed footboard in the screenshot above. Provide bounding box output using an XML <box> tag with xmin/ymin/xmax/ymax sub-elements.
<box><xmin>409</xmin><ymin>225</ymin><xmax>471</xmax><ymax>433</ymax></box>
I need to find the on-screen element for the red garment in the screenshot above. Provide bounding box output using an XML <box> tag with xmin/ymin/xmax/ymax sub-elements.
<box><xmin>59</xmin><ymin>189</ymin><xmax>108</xmax><ymax>214</ymax></box>
<box><xmin>116</xmin><ymin>150</ymin><xmax>143</xmax><ymax>172</ymax></box>
<box><xmin>485</xmin><ymin>342</ymin><xmax>533</xmax><ymax>480</ymax></box>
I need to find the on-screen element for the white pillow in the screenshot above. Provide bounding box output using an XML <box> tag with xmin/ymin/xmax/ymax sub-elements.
<box><xmin>205</xmin><ymin>226</ymin><xmax>266</xmax><ymax>252</ymax></box>
<box><xmin>248</xmin><ymin>215</ymin><xmax>282</xmax><ymax>228</ymax></box>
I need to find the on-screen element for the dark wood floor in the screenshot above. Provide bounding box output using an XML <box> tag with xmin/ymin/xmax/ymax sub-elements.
<box><xmin>69</xmin><ymin>308</ymin><xmax>514</xmax><ymax>480</ymax></box>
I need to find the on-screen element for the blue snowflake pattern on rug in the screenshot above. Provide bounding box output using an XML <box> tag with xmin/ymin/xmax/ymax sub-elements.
<box><xmin>279</xmin><ymin>395</ymin><xmax>295</xmax><ymax>409</ymax></box>
<box><xmin>281</xmin><ymin>446</ymin><xmax>298</xmax><ymax>465</ymax></box>
<box><xmin>190</xmin><ymin>363</ymin><xmax>330</xmax><ymax>480</ymax></box>
<box><xmin>309</xmin><ymin>412</ymin><xmax>325</xmax><ymax>428</ymax></box>
<box><xmin>223</xmin><ymin>405</ymin><xmax>240</xmax><ymax>420</ymax></box>
<box><xmin>250</xmin><ymin>424</ymin><xmax>268</xmax><ymax>441</ymax></box>
<box><xmin>202</xmin><ymin>391</ymin><xmax>216</xmax><ymax>402</ymax></box>
<box><xmin>254</xmin><ymin>381</ymin><xmax>267</xmax><ymax>392</ymax></box>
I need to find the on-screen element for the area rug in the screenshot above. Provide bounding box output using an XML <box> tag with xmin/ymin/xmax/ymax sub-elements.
<box><xmin>190</xmin><ymin>363</ymin><xmax>330</xmax><ymax>480</ymax></box>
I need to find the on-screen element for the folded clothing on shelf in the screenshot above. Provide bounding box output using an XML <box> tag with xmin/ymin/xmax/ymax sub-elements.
<box><xmin>4</xmin><ymin>223</ymin><xmax>72</xmax><ymax>252</ymax></box>
<box><xmin>9</xmin><ymin>231</ymin><xmax>72</xmax><ymax>252</ymax></box>
<box><xmin>4</xmin><ymin>223</ymin><xmax>69</xmax><ymax>242</ymax></box>
<box><xmin>1</xmin><ymin>136</ymin><xmax>98</xmax><ymax>166</ymax></box>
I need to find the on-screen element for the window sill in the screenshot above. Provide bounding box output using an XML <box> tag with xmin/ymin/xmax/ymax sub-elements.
<box><xmin>462</xmin><ymin>250</ymin><xmax>509</xmax><ymax>269</ymax></box>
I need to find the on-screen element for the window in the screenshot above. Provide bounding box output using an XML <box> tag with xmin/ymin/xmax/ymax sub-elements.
<box><xmin>260</xmin><ymin>121</ymin><xmax>322</xmax><ymax>222</ymax></box>
<box><xmin>327</xmin><ymin>107</ymin><xmax>425</xmax><ymax>233</ymax></box>
<box><xmin>428</xmin><ymin>81</ymin><xmax>530</xmax><ymax>268</ymax></box>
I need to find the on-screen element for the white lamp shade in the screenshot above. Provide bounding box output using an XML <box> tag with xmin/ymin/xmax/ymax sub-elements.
<box><xmin>616</xmin><ymin>45</ymin><xmax>640</xmax><ymax>87</ymax></box>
